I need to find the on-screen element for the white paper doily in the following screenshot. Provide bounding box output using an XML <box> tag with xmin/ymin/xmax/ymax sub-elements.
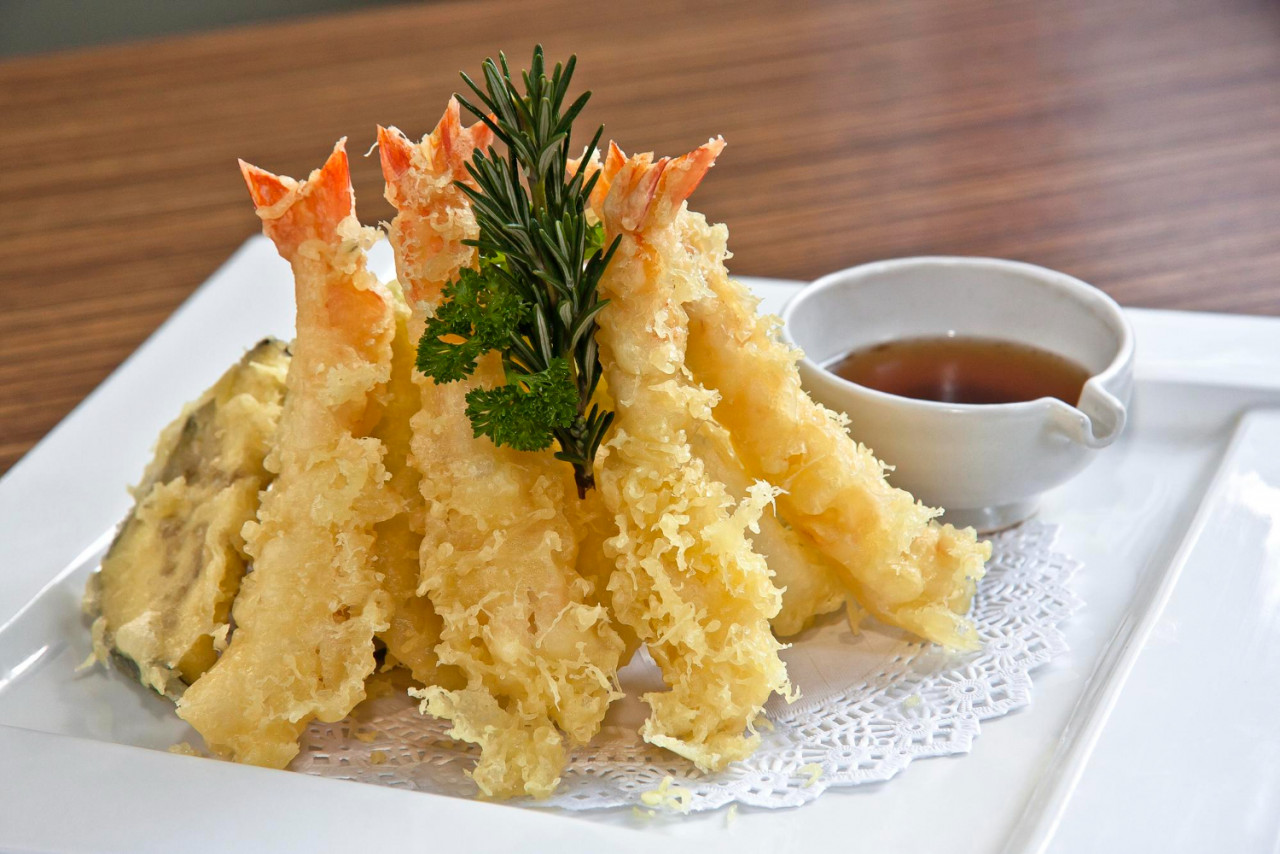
<box><xmin>292</xmin><ymin>520</ymin><xmax>1080</xmax><ymax>811</ymax></box>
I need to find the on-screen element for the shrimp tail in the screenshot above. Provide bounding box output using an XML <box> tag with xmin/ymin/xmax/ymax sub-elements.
<box><xmin>379</xmin><ymin>97</ymin><xmax>495</xmax><ymax>201</ymax></box>
<box><xmin>376</xmin><ymin>125</ymin><xmax>415</xmax><ymax>190</ymax></box>
<box><xmin>602</xmin><ymin>137</ymin><xmax>725</xmax><ymax>233</ymax></box>
<box><xmin>429</xmin><ymin>95</ymin><xmax>496</xmax><ymax>174</ymax></box>
<box><xmin>240</xmin><ymin>139</ymin><xmax>354</xmax><ymax>259</ymax></box>
<box><xmin>570</xmin><ymin>140</ymin><xmax>628</xmax><ymax>211</ymax></box>
<box><xmin>377</xmin><ymin>98</ymin><xmax>495</xmax><ymax>306</ymax></box>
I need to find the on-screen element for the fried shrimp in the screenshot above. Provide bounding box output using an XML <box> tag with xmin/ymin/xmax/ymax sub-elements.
<box><xmin>379</xmin><ymin>101</ymin><xmax>625</xmax><ymax>799</ymax></box>
<box><xmin>679</xmin><ymin>211</ymin><xmax>991</xmax><ymax>648</ymax></box>
<box><xmin>577</xmin><ymin>146</ymin><xmax>845</xmax><ymax>638</ymax></box>
<box><xmin>592</xmin><ymin>139</ymin><xmax>790</xmax><ymax>771</ymax></box>
<box><xmin>177</xmin><ymin>142</ymin><xmax>400</xmax><ymax>768</ymax></box>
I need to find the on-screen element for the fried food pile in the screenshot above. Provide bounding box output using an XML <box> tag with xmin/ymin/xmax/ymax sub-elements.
<box><xmin>84</xmin><ymin>98</ymin><xmax>990</xmax><ymax>800</ymax></box>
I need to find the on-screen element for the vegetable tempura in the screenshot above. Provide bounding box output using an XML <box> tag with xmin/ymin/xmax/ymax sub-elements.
<box><xmin>86</xmin><ymin>339</ymin><xmax>288</xmax><ymax>697</ymax></box>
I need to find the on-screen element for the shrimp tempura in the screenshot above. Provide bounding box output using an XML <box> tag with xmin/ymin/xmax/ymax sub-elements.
<box><xmin>592</xmin><ymin>139</ymin><xmax>790</xmax><ymax>771</ymax></box>
<box><xmin>379</xmin><ymin>101</ymin><xmax>625</xmax><ymax>799</ymax></box>
<box><xmin>578</xmin><ymin>146</ymin><xmax>844</xmax><ymax>638</ymax></box>
<box><xmin>680</xmin><ymin>210</ymin><xmax>991</xmax><ymax>648</ymax></box>
<box><xmin>178</xmin><ymin>142</ymin><xmax>399</xmax><ymax>767</ymax></box>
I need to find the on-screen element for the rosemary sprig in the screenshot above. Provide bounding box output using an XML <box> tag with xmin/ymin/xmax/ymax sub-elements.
<box><xmin>415</xmin><ymin>46</ymin><xmax>618</xmax><ymax>496</ymax></box>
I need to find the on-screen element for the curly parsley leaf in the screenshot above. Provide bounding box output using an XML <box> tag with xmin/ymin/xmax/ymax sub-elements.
<box><xmin>463</xmin><ymin>358</ymin><xmax>578</xmax><ymax>451</ymax></box>
<box><xmin>415</xmin><ymin>264</ymin><xmax>527</xmax><ymax>383</ymax></box>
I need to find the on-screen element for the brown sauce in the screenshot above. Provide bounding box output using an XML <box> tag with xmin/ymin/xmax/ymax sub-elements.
<box><xmin>827</xmin><ymin>335</ymin><xmax>1090</xmax><ymax>405</ymax></box>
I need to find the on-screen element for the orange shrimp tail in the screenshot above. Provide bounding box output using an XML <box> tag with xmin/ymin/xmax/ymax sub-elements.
<box><xmin>571</xmin><ymin>141</ymin><xmax>627</xmax><ymax>213</ymax></box>
<box><xmin>430</xmin><ymin>96</ymin><xmax>496</xmax><ymax>176</ymax></box>
<box><xmin>601</xmin><ymin>137</ymin><xmax>725</xmax><ymax>234</ymax></box>
<box><xmin>600</xmin><ymin>141</ymin><xmax>628</xmax><ymax>194</ymax></box>
<box><xmin>240</xmin><ymin>139</ymin><xmax>354</xmax><ymax>260</ymax></box>
<box><xmin>240</xmin><ymin>161</ymin><xmax>295</xmax><ymax>210</ymax></box>
<box><xmin>566</xmin><ymin>148</ymin><xmax>599</xmax><ymax>186</ymax></box>
<box><xmin>378</xmin><ymin>97</ymin><xmax>496</xmax><ymax>210</ymax></box>
<box><xmin>377</xmin><ymin>125</ymin><xmax>414</xmax><ymax>187</ymax></box>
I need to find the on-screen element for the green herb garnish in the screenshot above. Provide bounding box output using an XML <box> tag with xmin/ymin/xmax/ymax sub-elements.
<box><xmin>415</xmin><ymin>46</ymin><xmax>618</xmax><ymax>496</ymax></box>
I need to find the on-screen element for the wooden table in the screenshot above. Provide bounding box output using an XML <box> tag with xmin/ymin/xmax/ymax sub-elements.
<box><xmin>3</xmin><ymin>0</ymin><xmax>1279</xmax><ymax>474</ymax></box>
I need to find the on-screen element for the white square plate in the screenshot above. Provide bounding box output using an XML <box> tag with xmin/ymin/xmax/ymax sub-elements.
<box><xmin>3</xmin><ymin>238</ymin><xmax>1280</xmax><ymax>853</ymax></box>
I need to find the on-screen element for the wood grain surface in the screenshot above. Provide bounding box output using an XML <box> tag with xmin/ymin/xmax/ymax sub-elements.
<box><xmin>3</xmin><ymin>0</ymin><xmax>1280</xmax><ymax>474</ymax></box>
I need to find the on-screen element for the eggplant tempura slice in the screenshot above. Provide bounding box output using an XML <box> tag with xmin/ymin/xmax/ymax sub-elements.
<box><xmin>592</xmin><ymin>139</ymin><xmax>790</xmax><ymax>771</ymax></box>
<box><xmin>85</xmin><ymin>338</ymin><xmax>288</xmax><ymax>698</ymax></box>
<box><xmin>178</xmin><ymin>141</ymin><xmax>400</xmax><ymax>768</ymax></box>
<box><xmin>679</xmin><ymin>209</ymin><xmax>991</xmax><ymax>648</ymax></box>
<box><xmin>379</xmin><ymin>103</ymin><xmax>624</xmax><ymax>799</ymax></box>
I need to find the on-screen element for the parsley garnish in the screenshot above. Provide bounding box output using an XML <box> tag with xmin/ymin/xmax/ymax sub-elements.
<box><xmin>416</xmin><ymin>46</ymin><xmax>618</xmax><ymax>496</ymax></box>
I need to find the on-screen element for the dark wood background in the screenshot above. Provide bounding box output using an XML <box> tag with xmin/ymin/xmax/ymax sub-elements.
<box><xmin>3</xmin><ymin>0</ymin><xmax>1280</xmax><ymax>474</ymax></box>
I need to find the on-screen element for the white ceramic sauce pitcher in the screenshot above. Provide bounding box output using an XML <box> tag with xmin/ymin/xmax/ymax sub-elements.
<box><xmin>781</xmin><ymin>257</ymin><xmax>1134</xmax><ymax>532</ymax></box>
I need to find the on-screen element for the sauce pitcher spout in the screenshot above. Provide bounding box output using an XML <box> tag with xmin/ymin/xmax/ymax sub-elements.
<box><xmin>1050</xmin><ymin>382</ymin><xmax>1127</xmax><ymax>449</ymax></box>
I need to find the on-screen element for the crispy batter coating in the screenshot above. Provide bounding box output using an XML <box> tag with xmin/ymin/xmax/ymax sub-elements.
<box><xmin>679</xmin><ymin>210</ymin><xmax>991</xmax><ymax>648</ymax></box>
<box><xmin>688</xmin><ymin>419</ymin><xmax>847</xmax><ymax>637</ymax></box>
<box><xmin>178</xmin><ymin>142</ymin><xmax>399</xmax><ymax>768</ymax></box>
<box><xmin>380</xmin><ymin>104</ymin><xmax>624</xmax><ymax>798</ymax></box>
<box><xmin>593</xmin><ymin>140</ymin><xmax>790</xmax><ymax>771</ymax></box>
<box><xmin>372</xmin><ymin>281</ymin><xmax>453</xmax><ymax>688</ymax></box>
<box><xmin>86</xmin><ymin>339</ymin><xmax>288</xmax><ymax>698</ymax></box>
<box><xmin>572</xmin><ymin>487</ymin><xmax>642</xmax><ymax>663</ymax></box>
<box><xmin>408</xmin><ymin>372</ymin><xmax>623</xmax><ymax>797</ymax></box>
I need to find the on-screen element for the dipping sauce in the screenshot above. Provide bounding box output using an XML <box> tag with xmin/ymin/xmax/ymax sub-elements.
<box><xmin>826</xmin><ymin>335</ymin><xmax>1090</xmax><ymax>405</ymax></box>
